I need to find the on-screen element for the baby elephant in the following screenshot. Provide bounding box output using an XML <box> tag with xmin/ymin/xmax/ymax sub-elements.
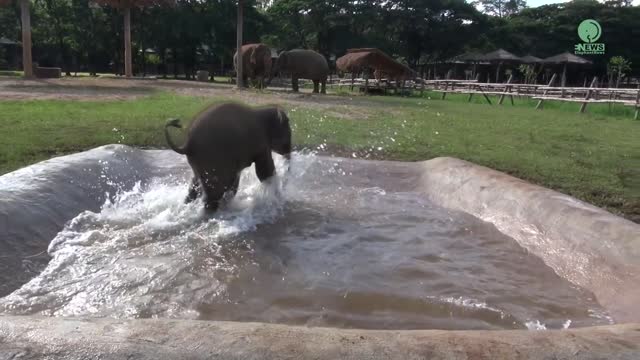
<box><xmin>164</xmin><ymin>103</ymin><xmax>292</xmax><ymax>212</ymax></box>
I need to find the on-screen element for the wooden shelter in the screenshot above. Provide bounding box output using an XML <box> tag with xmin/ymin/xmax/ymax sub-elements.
<box><xmin>445</xmin><ymin>52</ymin><xmax>488</xmax><ymax>79</ymax></box>
<box><xmin>447</xmin><ymin>52</ymin><xmax>487</xmax><ymax>64</ymax></box>
<box><xmin>521</xmin><ymin>55</ymin><xmax>543</xmax><ymax>64</ymax></box>
<box><xmin>0</xmin><ymin>37</ymin><xmax>20</xmax><ymax>70</ymax></box>
<box><xmin>542</xmin><ymin>52</ymin><xmax>592</xmax><ymax>87</ymax></box>
<box><xmin>336</xmin><ymin>48</ymin><xmax>414</xmax><ymax>78</ymax></box>
<box><xmin>480</xmin><ymin>49</ymin><xmax>522</xmax><ymax>82</ymax></box>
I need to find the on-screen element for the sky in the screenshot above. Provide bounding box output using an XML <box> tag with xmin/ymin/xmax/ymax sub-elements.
<box><xmin>527</xmin><ymin>0</ymin><xmax>640</xmax><ymax>7</ymax></box>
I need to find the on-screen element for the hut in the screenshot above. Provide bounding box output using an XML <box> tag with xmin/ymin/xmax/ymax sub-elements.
<box><xmin>479</xmin><ymin>49</ymin><xmax>522</xmax><ymax>83</ymax></box>
<box><xmin>542</xmin><ymin>52</ymin><xmax>592</xmax><ymax>87</ymax></box>
<box><xmin>445</xmin><ymin>52</ymin><xmax>488</xmax><ymax>80</ymax></box>
<box><xmin>520</xmin><ymin>55</ymin><xmax>543</xmax><ymax>64</ymax></box>
<box><xmin>336</xmin><ymin>48</ymin><xmax>415</xmax><ymax>85</ymax></box>
<box><xmin>0</xmin><ymin>37</ymin><xmax>20</xmax><ymax>70</ymax></box>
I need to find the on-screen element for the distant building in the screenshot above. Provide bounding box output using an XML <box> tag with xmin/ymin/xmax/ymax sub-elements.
<box><xmin>0</xmin><ymin>37</ymin><xmax>20</xmax><ymax>70</ymax></box>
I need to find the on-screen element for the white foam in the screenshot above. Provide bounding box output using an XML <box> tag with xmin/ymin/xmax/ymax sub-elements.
<box><xmin>525</xmin><ymin>320</ymin><xmax>547</xmax><ymax>330</ymax></box>
<box><xmin>427</xmin><ymin>296</ymin><xmax>506</xmax><ymax>319</ymax></box>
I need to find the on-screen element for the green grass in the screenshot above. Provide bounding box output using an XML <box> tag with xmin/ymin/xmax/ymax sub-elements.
<box><xmin>0</xmin><ymin>70</ymin><xmax>23</xmax><ymax>77</ymax></box>
<box><xmin>0</xmin><ymin>90</ymin><xmax>638</xmax><ymax>221</ymax></box>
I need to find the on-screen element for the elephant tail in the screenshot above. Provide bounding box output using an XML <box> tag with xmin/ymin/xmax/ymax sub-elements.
<box><xmin>164</xmin><ymin>118</ymin><xmax>187</xmax><ymax>155</ymax></box>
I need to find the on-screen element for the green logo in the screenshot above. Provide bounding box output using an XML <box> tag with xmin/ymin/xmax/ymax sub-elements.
<box><xmin>578</xmin><ymin>19</ymin><xmax>601</xmax><ymax>43</ymax></box>
<box><xmin>575</xmin><ymin>19</ymin><xmax>604</xmax><ymax>55</ymax></box>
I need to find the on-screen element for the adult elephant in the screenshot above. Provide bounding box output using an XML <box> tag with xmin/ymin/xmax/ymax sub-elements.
<box><xmin>164</xmin><ymin>103</ymin><xmax>292</xmax><ymax>212</ymax></box>
<box><xmin>234</xmin><ymin>43</ymin><xmax>272</xmax><ymax>89</ymax></box>
<box><xmin>271</xmin><ymin>49</ymin><xmax>329</xmax><ymax>94</ymax></box>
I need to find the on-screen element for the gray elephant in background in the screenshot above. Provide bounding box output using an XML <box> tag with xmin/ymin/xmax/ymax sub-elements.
<box><xmin>234</xmin><ymin>43</ymin><xmax>272</xmax><ymax>89</ymax></box>
<box><xmin>271</xmin><ymin>49</ymin><xmax>329</xmax><ymax>94</ymax></box>
<box><xmin>164</xmin><ymin>103</ymin><xmax>292</xmax><ymax>212</ymax></box>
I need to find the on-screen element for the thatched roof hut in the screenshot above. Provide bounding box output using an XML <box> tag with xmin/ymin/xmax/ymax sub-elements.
<box><xmin>542</xmin><ymin>52</ymin><xmax>591</xmax><ymax>65</ymax></box>
<box><xmin>447</xmin><ymin>52</ymin><xmax>487</xmax><ymax>64</ymax></box>
<box><xmin>336</xmin><ymin>48</ymin><xmax>415</xmax><ymax>78</ymax></box>
<box><xmin>0</xmin><ymin>37</ymin><xmax>19</xmax><ymax>45</ymax></box>
<box><xmin>542</xmin><ymin>52</ymin><xmax>592</xmax><ymax>87</ymax></box>
<box><xmin>520</xmin><ymin>55</ymin><xmax>542</xmax><ymax>64</ymax></box>
<box><xmin>480</xmin><ymin>49</ymin><xmax>522</xmax><ymax>62</ymax></box>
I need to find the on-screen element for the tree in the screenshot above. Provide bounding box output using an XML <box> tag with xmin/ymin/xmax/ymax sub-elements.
<box><xmin>0</xmin><ymin>0</ymin><xmax>33</xmax><ymax>77</ymax></box>
<box><xmin>36</xmin><ymin>0</ymin><xmax>73</xmax><ymax>75</ymax></box>
<box><xmin>94</xmin><ymin>0</ymin><xmax>173</xmax><ymax>78</ymax></box>
<box><xmin>607</xmin><ymin>56</ymin><xmax>631</xmax><ymax>87</ymax></box>
<box><xmin>474</xmin><ymin>0</ymin><xmax>526</xmax><ymax>18</ymax></box>
<box><xmin>236</xmin><ymin>0</ymin><xmax>243</xmax><ymax>88</ymax></box>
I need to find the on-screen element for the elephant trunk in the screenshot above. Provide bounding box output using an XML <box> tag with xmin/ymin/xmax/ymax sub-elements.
<box><xmin>164</xmin><ymin>118</ymin><xmax>187</xmax><ymax>155</ymax></box>
<box><xmin>267</xmin><ymin>60</ymin><xmax>278</xmax><ymax>86</ymax></box>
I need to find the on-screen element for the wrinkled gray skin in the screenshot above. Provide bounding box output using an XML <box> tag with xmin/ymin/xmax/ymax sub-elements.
<box><xmin>233</xmin><ymin>43</ymin><xmax>272</xmax><ymax>89</ymax></box>
<box><xmin>165</xmin><ymin>103</ymin><xmax>292</xmax><ymax>212</ymax></box>
<box><xmin>271</xmin><ymin>49</ymin><xmax>329</xmax><ymax>94</ymax></box>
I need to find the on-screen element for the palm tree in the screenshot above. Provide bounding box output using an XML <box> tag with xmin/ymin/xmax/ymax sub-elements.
<box><xmin>1</xmin><ymin>0</ymin><xmax>33</xmax><ymax>78</ymax></box>
<box><xmin>95</xmin><ymin>0</ymin><xmax>174</xmax><ymax>78</ymax></box>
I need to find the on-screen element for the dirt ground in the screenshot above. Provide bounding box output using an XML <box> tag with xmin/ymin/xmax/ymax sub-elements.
<box><xmin>0</xmin><ymin>76</ymin><xmax>382</xmax><ymax>120</ymax></box>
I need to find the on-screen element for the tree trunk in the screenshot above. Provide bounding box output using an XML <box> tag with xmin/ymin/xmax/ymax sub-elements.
<box><xmin>123</xmin><ymin>7</ymin><xmax>132</xmax><ymax>78</ymax></box>
<box><xmin>173</xmin><ymin>48</ymin><xmax>178</xmax><ymax>79</ymax></box>
<box><xmin>142</xmin><ymin>47</ymin><xmax>146</xmax><ymax>77</ymax></box>
<box><xmin>160</xmin><ymin>48</ymin><xmax>167</xmax><ymax>79</ymax></box>
<box><xmin>236</xmin><ymin>0</ymin><xmax>244</xmax><ymax>88</ymax></box>
<box><xmin>20</xmin><ymin>0</ymin><xmax>33</xmax><ymax>78</ymax></box>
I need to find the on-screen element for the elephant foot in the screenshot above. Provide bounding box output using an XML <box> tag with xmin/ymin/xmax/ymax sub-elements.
<box><xmin>204</xmin><ymin>201</ymin><xmax>220</xmax><ymax>213</ymax></box>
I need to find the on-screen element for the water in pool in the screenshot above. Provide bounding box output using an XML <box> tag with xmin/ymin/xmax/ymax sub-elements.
<box><xmin>0</xmin><ymin>148</ymin><xmax>612</xmax><ymax>330</ymax></box>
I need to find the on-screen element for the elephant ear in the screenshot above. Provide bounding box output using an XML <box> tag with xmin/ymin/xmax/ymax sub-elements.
<box><xmin>268</xmin><ymin>107</ymin><xmax>292</xmax><ymax>159</ymax></box>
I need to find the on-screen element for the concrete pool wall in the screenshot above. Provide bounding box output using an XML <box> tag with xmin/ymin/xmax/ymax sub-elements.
<box><xmin>0</xmin><ymin>145</ymin><xmax>638</xmax><ymax>359</ymax></box>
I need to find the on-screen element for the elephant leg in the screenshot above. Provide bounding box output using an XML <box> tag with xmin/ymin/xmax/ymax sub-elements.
<box><xmin>201</xmin><ymin>171</ymin><xmax>243</xmax><ymax>212</ymax></box>
<box><xmin>292</xmin><ymin>77</ymin><xmax>299</xmax><ymax>92</ymax></box>
<box><xmin>242</xmin><ymin>75</ymin><xmax>249</xmax><ymax>88</ymax></box>
<box><xmin>221</xmin><ymin>173</ymin><xmax>241</xmax><ymax>202</ymax></box>
<box><xmin>254</xmin><ymin>151</ymin><xmax>276</xmax><ymax>182</ymax></box>
<box><xmin>185</xmin><ymin>176</ymin><xmax>202</xmax><ymax>204</ymax></box>
<box><xmin>321</xmin><ymin>80</ymin><xmax>327</xmax><ymax>94</ymax></box>
<box><xmin>313</xmin><ymin>80</ymin><xmax>319</xmax><ymax>93</ymax></box>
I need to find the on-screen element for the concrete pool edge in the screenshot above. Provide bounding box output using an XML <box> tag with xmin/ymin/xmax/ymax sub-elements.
<box><xmin>1</xmin><ymin>148</ymin><xmax>639</xmax><ymax>358</ymax></box>
<box><xmin>1</xmin><ymin>316</ymin><xmax>639</xmax><ymax>360</ymax></box>
<box><xmin>416</xmin><ymin>157</ymin><xmax>640</xmax><ymax>324</ymax></box>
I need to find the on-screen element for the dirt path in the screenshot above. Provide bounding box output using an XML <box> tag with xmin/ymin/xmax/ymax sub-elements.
<box><xmin>0</xmin><ymin>77</ymin><xmax>387</xmax><ymax>120</ymax></box>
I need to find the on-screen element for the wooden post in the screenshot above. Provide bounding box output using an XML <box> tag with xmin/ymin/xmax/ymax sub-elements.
<box><xmin>635</xmin><ymin>86</ymin><xmax>640</xmax><ymax>120</ymax></box>
<box><xmin>479</xmin><ymin>85</ymin><xmax>492</xmax><ymax>105</ymax></box>
<box><xmin>535</xmin><ymin>73</ymin><xmax>557</xmax><ymax>110</ymax></box>
<box><xmin>498</xmin><ymin>74</ymin><xmax>513</xmax><ymax>105</ymax></box>
<box><xmin>123</xmin><ymin>7</ymin><xmax>132</xmax><ymax>78</ymax></box>
<box><xmin>579</xmin><ymin>76</ymin><xmax>598</xmax><ymax>113</ymax></box>
<box><xmin>235</xmin><ymin>0</ymin><xmax>244</xmax><ymax>88</ymax></box>
<box><xmin>561</xmin><ymin>63</ymin><xmax>567</xmax><ymax>98</ymax></box>
<box><xmin>364</xmin><ymin>68</ymin><xmax>369</xmax><ymax>94</ymax></box>
<box><xmin>20</xmin><ymin>0</ymin><xmax>33</xmax><ymax>78</ymax></box>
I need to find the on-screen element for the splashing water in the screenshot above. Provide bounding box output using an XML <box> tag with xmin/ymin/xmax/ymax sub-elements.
<box><xmin>0</xmin><ymin>148</ymin><xmax>613</xmax><ymax>330</ymax></box>
<box><xmin>1</xmin><ymin>153</ymin><xmax>300</xmax><ymax>319</ymax></box>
